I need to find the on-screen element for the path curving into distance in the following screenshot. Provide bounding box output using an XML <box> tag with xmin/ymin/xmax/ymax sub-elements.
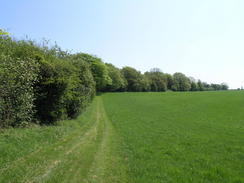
<box><xmin>0</xmin><ymin>97</ymin><xmax>128</xmax><ymax>183</ymax></box>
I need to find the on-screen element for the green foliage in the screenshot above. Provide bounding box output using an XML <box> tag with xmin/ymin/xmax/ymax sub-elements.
<box><xmin>67</xmin><ymin>54</ymin><xmax>96</xmax><ymax>116</ymax></box>
<box><xmin>0</xmin><ymin>30</ymin><xmax>229</xmax><ymax>127</ymax></box>
<box><xmin>0</xmin><ymin>36</ymin><xmax>42</xmax><ymax>127</ymax></box>
<box><xmin>0</xmin><ymin>54</ymin><xmax>39</xmax><ymax>127</ymax></box>
<box><xmin>76</xmin><ymin>53</ymin><xmax>112</xmax><ymax>91</ymax></box>
<box><xmin>0</xmin><ymin>29</ymin><xmax>9</xmax><ymax>36</ymax></box>
<box><xmin>197</xmin><ymin>80</ymin><xmax>205</xmax><ymax>91</ymax></box>
<box><xmin>164</xmin><ymin>73</ymin><xmax>174</xmax><ymax>90</ymax></box>
<box><xmin>121</xmin><ymin>67</ymin><xmax>144</xmax><ymax>92</ymax></box>
<box><xmin>172</xmin><ymin>72</ymin><xmax>191</xmax><ymax>91</ymax></box>
<box><xmin>192</xmin><ymin>80</ymin><xmax>229</xmax><ymax>91</ymax></box>
<box><xmin>92</xmin><ymin>61</ymin><xmax>112</xmax><ymax>91</ymax></box>
<box><xmin>34</xmin><ymin>50</ymin><xmax>96</xmax><ymax>124</ymax></box>
<box><xmin>105</xmin><ymin>63</ymin><xmax>127</xmax><ymax>91</ymax></box>
<box><xmin>0</xmin><ymin>36</ymin><xmax>97</xmax><ymax>126</ymax></box>
<box><xmin>34</xmin><ymin>56</ymin><xmax>75</xmax><ymax>123</ymax></box>
<box><xmin>220</xmin><ymin>83</ymin><xmax>229</xmax><ymax>90</ymax></box>
<box><xmin>145</xmin><ymin>69</ymin><xmax>167</xmax><ymax>92</ymax></box>
<box><xmin>140</xmin><ymin>75</ymin><xmax>151</xmax><ymax>92</ymax></box>
<box><xmin>190</xmin><ymin>81</ymin><xmax>198</xmax><ymax>91</ymax></box>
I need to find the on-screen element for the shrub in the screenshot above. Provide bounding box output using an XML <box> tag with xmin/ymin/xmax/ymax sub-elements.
<box><xmin>0</xmin><ymin>54</ymin><xmax>39</xmax><ymax>127</ymax></box>
<box><xmin>65</xmin><ymin>55</ymin><xmax>96</xmax><ymax>118</ymax></box>
<box><xmin>33</xmin><ymin>56</ymin><xmax>72</xmax><ymax>124</ymax></box>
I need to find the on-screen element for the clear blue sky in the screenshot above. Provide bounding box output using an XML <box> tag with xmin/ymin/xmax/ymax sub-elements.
<box><xmin>1</xmin><ymin>0</ymin><xmax>244</xmax><ymax>89</ymax></box>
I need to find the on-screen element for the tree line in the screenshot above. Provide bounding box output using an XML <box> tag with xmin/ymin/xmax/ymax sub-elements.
<box><xmin>0</xmin><ymin>30</ymin><xmax>228</xmax><ymax>127</ymax></box>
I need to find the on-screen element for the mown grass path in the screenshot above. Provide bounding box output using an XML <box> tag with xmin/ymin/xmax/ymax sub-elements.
<box><xmin>0</xmin><ymin>97</ymin><xmax>127</xmax><ymax>183</ymax></box>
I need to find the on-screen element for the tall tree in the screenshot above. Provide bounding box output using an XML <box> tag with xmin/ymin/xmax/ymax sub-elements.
<box><xmin>121</xmin><ymin>67</ymin><xmax>143</xmax><ymax>92</ymax></box>
<box><xmin>73</xmin><ymin>53</ymin><xmax>112</xmax><ymax>91</ymax></box>
<box><xmin>165</xmin><ymin>74</ymin><xmax>174</xmax><ymax>90</ymax></box>
<box><xmin>105</xmin><ymin>63</ymin><xmax>127</xmax><ymax>91</ymax></box>
<box><xmin>197</xmin><ymin>80</ymin><xmax>204</xmax><ymax>91</ymax></box>
<box><xmin>145</xmin><ymin>69</ymin><xmax>167</xmax><ymax>92</ymax></box>
<box><xmin>172</xmin><ymin>72</ymin><xmax>191</xmax><ymax>91</ymax></box>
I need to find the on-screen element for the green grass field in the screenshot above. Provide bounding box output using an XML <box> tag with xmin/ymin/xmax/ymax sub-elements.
<box><xmin>0</xmin><ymin>91</ymin><xmax>244</xmax><ymax>182</ymax></box>
<box><xmin>103</xmin><ymin>91</ymin><xmax>244</xmax><ymax>183</ymax></box>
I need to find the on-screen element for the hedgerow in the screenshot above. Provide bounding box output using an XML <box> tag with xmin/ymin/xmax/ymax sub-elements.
<box><xmin>0</xmin><ymin>30</ymin><xmax>229</xmax><ymax>128</ymax></box>
<box><xmin>0</xmin><ymin>34</ymin><xmax>96</xmax><ymax>127</ymax></box>
<box><xmin>0</xmin><ymin>47</ymin><xmax>39</xmax><ymax>127</ymax></box>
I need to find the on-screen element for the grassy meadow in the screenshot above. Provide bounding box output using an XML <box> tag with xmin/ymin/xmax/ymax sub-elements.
<box><xmin>0</xmin><ymin>91</ymin><xmax>244</xmax><ymax>182</ymax></box>
<box><xmin>102</xmin><ymin>91</ymin><xmax>244</xmax><ymax>183</ymax></box>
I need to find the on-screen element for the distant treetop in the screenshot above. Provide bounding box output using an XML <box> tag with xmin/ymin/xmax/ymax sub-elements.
<box><xmin>0</xmin><ymin>29</ymin><xmax>9</xmax><ymax>36</ymax></box>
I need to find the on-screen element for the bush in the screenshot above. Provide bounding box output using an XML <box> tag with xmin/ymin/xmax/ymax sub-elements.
<box><xmin>34</xmin><ymin>48</ymin><xmax>97</xmax><ymax>124</ymax></box>
<box><xmin>34</xmin><ymin>56</ymin><xmax>72</xmax><ymax>123</ymax></box>
<box><xmin>65</xmin><ymin>54</ymin><xmax>96</xmax><ymax>118</ymax></box>
<box><xmin>0</xmin><ymin>35</ymin><xmax>97</xmax><ymax>127</ymax></box>
<box><xmin>0</xmin><ymin>53</ymin><xmax>39</xmax><ymax>127</ymax></box>
<box><xmin>73</xmin><ymin>53</ymin><xmax>112</xmax><ymax>92</ymax></box>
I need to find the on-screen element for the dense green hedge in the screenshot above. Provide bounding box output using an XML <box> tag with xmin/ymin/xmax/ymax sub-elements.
<box><xmin>0</xmin><ymin>36</ymin><xmax>39</xmax><ymax>127</ymax></box>
<box><xmin>0</xmin><ymin>31</ymin><xmax>229</xmax><ymax>127</ymax></box>
<box><xmin>0</xmin><ymin>34</ymin><xmax>95</xmax><ymax>127</ymax></box>
<box><xmin>0</xmin><ymin>54</ymin><xmax>38</xmax><ymax>127</ymax></box>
